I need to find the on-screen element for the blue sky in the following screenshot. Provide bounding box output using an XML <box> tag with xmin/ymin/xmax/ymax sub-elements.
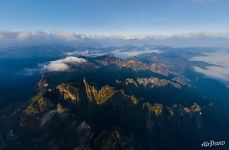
<box><xmin>0</xmin><ymin>0</ymin><xmax>228</xmax><ymax>34</ymax></box>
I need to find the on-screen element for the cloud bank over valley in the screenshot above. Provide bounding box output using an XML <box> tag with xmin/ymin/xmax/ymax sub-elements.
<box><xmin>191</xmin><ymin>51</ymin><xmax>229</xmax><ymax>84</ymax></box>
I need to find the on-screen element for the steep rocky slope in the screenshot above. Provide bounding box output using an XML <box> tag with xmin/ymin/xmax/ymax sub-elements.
<box><xmin>1</xmin><ymin>54</ymin><xmax>223</xmax><ymax>150</ymax></box>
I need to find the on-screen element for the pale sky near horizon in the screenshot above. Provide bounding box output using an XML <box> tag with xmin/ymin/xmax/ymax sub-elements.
<box><xmin>0</xmin><ymin>0</ymin><xmax>228</xmax><ymax>34</ymax></box>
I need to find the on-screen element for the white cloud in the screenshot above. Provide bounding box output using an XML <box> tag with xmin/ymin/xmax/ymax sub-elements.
<box><xmin>0</xmin><ymin>31</ymin><xmax>51</xmax><ymax>46</ymax></box>
<box><xmin>65</xmin><ymin>50</ymin><xmax>89</xmax><ymax>56</ymax></box>
<box><xmin>112</xmin><ymin>49</ymin><xmax>161</xmax><ymax>58</ymax></box>
<box><xmin>193</xmin><ymin>66</ymin><xmax>229</xmax><ymax>81</ymax></box>
<box><xmin>113</xmin><ymin>34</ymin><xmax>167</xmax><ymax>40</ymax></box>
<box><xmin>43</xmin><ymin>62</ymin><xmax>70</xmax><ymax>72</ymax></box>
<box><xmin>60</xmin><ymin>56</ymin><xmax>87</xmax><ymax>64</ymax></box>
<box><xmin>42</xmin><ymin>56</ymin><xmax>87</xmax><ymax>72</ymax></box>
<box><xmin>16</xmin><ymin>32</ymin><xmax>31</xmax><ymax>41</ymax></box>
<box><xmin>191</xmin><ymin>51</ymin><xmax>229</xmax><ymax>83</ymax></box>
<box><xmin>54</xmin><ymin>32</ymin><xmax>80</xmax><ymax>41</ymax></box>
<box><xmin>0</xmin><ymin>31</ymin><xmax>47</xmax><ymax>41</ymax></box>
<box><xmin>173</xmin><ymin>32</ymin><xmax>229</xmax><ymax>39</ymax></box>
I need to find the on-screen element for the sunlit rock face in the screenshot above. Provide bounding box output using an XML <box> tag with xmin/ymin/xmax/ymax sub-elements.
<box><xmin>120</xmin><ymin>59</ymin><xmax>149</xmax><ymax>71</ymax></box>
<box><xmin>125</xmin><ymin>78</ymin><xmax>138</xmax><ymax>87</ymax></box>
<box><xmin>137</xmin><ymin>77</ymin><xmax>182</xmax><ymax>88</ymax></box>
<box><xmin>23</xmin><ymin>91</ymin><xmax>51</xmax><ymax>116</ymax></box>
<box><xmin>57</xmin><ymin>83</ymin><xmax>80</xmax><ymax>101</ymax></box>
<box><xmin>83</xmin><ymin>79</ymin><xmax>116</xmax><ymax>105</ymax></box>
<box><xmin>143</xmin><ymin>103</ymin><xmax>163</xmax><ymax>116</ymax></box>
<box><xmin>56</xmin><ymin>103</ymin><xmax>65</xmax><ymax>113</ymax></box>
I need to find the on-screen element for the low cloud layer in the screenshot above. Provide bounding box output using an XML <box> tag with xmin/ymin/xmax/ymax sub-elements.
<box><xmin>42</xmin><ymin>56</ymin><xmax>87</xmax><ymax>72</ymax></box>
<box><xmin>191</xmin><ymin>51</ymin><xmax>229</xmax><ymax>84</ymax></box>
<box><xmin>1</xmin><ymin>31</ymin><xmax>229</xmax><ymax>48</ymax></box>
<box><xmin>112</xmin><ymin>48</ymin><xmax>161</xmax><ymax>58</ymax></box>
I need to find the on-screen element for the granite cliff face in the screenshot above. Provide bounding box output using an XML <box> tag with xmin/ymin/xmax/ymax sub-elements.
<box><xmin>2</xmin><ymin>54</ymin><xmax>219</xmax><ymax>150</ymax></box>
<box><xmin>57</xmin><ymin>83</ymin><xmax>80</xmax><ymax>101</ymax></box>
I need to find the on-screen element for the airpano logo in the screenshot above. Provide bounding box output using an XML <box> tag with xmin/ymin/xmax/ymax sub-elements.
<box><xmin>201</xmin><ymin>140</ymin><xmax>225</xmax><ymax>148</ymax></box>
